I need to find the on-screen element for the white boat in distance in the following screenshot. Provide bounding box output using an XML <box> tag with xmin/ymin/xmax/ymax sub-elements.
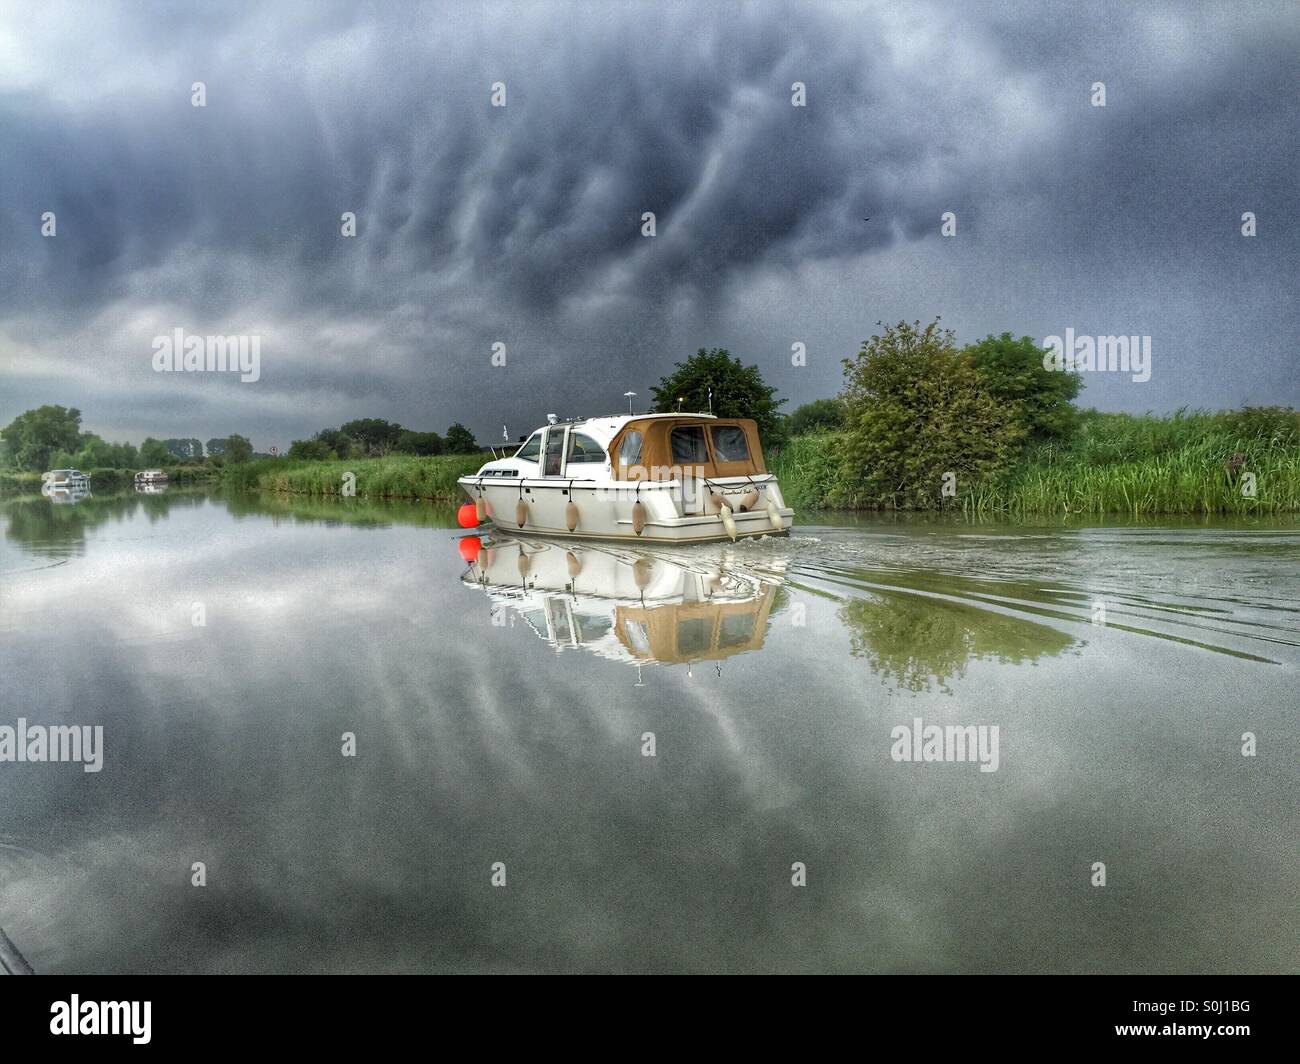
<box><xmin>134</xmin><ymin>469</ymin><xmax>168</xmax><ymax>485</ymax></box>
<box><xmin>42</xmin><ymin>468</ymin><xmax>91</xmax><ymax>490</ymax></box>
<box><xmin>458</xmin><ymin>413</ymin><xmax>794</xmax><ymax>543</ymax></box>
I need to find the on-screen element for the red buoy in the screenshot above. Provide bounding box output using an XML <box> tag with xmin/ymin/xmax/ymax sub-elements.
<box><xmin>457</xmin><ymin>502</ymin><xmax>479</xmax><ymax>528</ymax></box>
<box><xmin>458</xmin><ymin>536</ymin><xmax>482</xmax><ymax>563</ymax></box>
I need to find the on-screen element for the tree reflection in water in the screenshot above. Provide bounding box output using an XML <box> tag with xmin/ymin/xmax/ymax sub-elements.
<box><xmin>839</xmin><ymin>589</ymin><xmax>1077</xmax><ymax>694</ymax></box>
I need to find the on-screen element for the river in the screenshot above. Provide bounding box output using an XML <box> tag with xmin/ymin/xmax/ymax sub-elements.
<box><xmin>1</xmin><ymin>489</ymin><xmax>1296</xmax><ymax>973</ymax></box>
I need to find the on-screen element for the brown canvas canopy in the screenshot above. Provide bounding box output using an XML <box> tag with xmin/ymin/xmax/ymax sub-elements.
<box><xmin>608</xmin><ymin>416</ymin><xmax>767</xmax><ymax>480</ymax></box>
<box><xmin>614</xmin><ymin>588</ymin><xmax>776</xmax><ymax>663</ymax></box>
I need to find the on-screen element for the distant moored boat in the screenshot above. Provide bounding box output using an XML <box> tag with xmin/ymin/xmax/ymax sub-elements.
<box><xmin>41</xmin><ymin>468</ymin><xmax>91</xmax><ymax>489</ymax></box>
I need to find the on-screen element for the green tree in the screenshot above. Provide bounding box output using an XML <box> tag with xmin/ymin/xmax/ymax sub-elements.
<box><xmin>73</xmin><ymin>433</ymin><xmax>115</xmax><ymax>468</ymax></box>
<box><xmin>287</xmin><ymin>438</ymin><xmax>334</xmax><ymax>460</ymax></box>
<box><xmin>339</xmin><ymin>418</ymin><xmax>403</xmax><ymax>456</ymax></box>
<box><xmin>163</xmin><ymin>437</ymin><xmax>203</xmax><ymax>460</ymax></box>
<box><xmin>963</xmin><ymin>333</ymin><xmax>1081</xmax><ymax>441</ymax></box>
<box><xmin>206</xmin><ymin>437</ymin><xmax>227</xmax><ymax>457</ymax></box>
<box><xmin>139</xmin><ymin>437</ymin><xmax>171</xmax><ymax>466</ymax></box>
<box><xmin>313</xmin><ymin>428</ymin><xmax>357</xmax><ymax>458</ymax></box>
<box><xmin>224</xmin><ymin>434</ymin><xmax>254</xmax><ymax>464</ymax></box>
<box><xmin>396</xmin><ymin>429</ymin><xmax>444</xmax><ymax>455</ymax></box>
<box><xmin>651</xmin><ymin>348</ymin><xmax>786</xmax><ymax>444</ymax></box>
<box><xmin>1</xmin><ymin>405</ymin><xmax>83</xmax><ymax>471</ymax></box>
<box><xmin>444</xmin><ymin>423</ymin><xmax>478</xmax><ymax>454</ymax></box>
<box><xmin>838</xmin><ymin>320</ymin><xmax>1024</xmax><ymax>508</ymax></box>
<box><xmin>787</xmin><ymin>398</ymin><xmax>845</xmax><ymax>436</ymax></box>
<box><xmin>58</xmin><ymin>433</ymin><xmax>142</xmax><ymax>470</ymax></box>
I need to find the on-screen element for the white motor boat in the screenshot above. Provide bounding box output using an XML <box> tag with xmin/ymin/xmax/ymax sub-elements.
<box><xmin>41</xmin><ymin>468</ymin><xmax>91</xmax><ymax>490</ymax></box>
<box><xmin>134</xmin><ymin>469</ymin><xmax>168</xmax><ymax>486</ymax></box>
<box><xmin>457</xmin><ymin>413</ymin><xmax>793</xmax><ymax>543</ymax></box>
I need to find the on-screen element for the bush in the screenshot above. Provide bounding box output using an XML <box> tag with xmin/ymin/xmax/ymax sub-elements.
<box><xmin>1218</xmin><ymin>406</ymin><xmax>1300</xmax><ymax>447</ymax></box>
<box><xmin>838</xmin><ymin>320</ymin><xmax>1024</xmax><ymax>508</ymax></box>
<box><xmin>287</xmin><ymin>439</ymin><xmax>335</xmax><ymax>461</ymax></box>
<box><xmin>787</xmin><ymin>398</ymin><xmax>845</xmax><ymax>437</ymax></box>
<box><xmin>768</xmin><ymin>432</ymin><xmax>846</xmax><ymax>510</ymax></box>
<box><xmin>963</xmin><ymin>332</ymin><xmax>1081</xmax><ymax>441</ymax></box>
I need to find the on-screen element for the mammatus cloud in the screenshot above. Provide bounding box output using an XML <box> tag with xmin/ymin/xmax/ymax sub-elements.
<box><xmin>0</xmin><ymin>1</ymin><xmax>1296</xmax><ymax>448</ymax></box>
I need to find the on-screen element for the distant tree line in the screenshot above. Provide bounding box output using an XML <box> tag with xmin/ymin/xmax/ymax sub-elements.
<box><xmin>0</xmin><ymin>406</ymin><xmax>482</xmax><ymax>473</ymax></box>
<box><xmin>17</xmin><ymin>334</ymin><xmax>1285</xmax><ymax>511</ymax></box>
<box><xmin>0</xmin><ymin>405</ymin><xmax>258</xmax><ymax>471</ymax></box>
<box><xmin>286</xmin><ymin>418</ymin><xmax>479</xmax><ymax>460</ymax></box>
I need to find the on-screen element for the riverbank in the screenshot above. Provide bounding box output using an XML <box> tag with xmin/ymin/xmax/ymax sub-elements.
<box><xmin>221</xmin><ymin>453</ymin><xmax>485</xmax><ymax>502</ymax></box>
<box><xmin>771</xmin><ymin>411</ymin><xmax>1300</xmax><ymax>515</ymax></box>
<box><xmin>0</xmin><ymin>464</ymin><xmax>216</xmax><ymax>494</ymax></box>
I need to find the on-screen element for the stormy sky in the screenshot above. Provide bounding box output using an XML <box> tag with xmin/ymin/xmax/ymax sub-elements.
<box><xmin>1</xmin><ymin>1</ymin><xmax>1296</xmax><ymax>452</ymax></box>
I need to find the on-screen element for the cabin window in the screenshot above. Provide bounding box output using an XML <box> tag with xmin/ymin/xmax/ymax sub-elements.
<box><xmin>670</xmin><ymin>426</ymin><xmax>709</xmax><ymax>465</ymax></box>
<box><xmin>515</xmin><ymin>433</ymin><xmax>542</xmax><ymax>462</ymax></box>
<box><xmin>566</xmin><ymin>433</ymin><xmax>606</xmax><ymax>464</ymax></box>
<box><xmin>619</xmin><ymin>430</ymin><xmax>643</xmax><ymax>467</ymax></box>
<box><xmin>676</xmin><ymin>617</ymin><xmax>714</xmax><ymax>655</ymax></box>
<box><xmin>710</xmin><ymin>425</ymin><xmax>750</xmax><ymax>463</ymax></box>
<box><xmin>719</xmin><ymin>612</ymin><xmax>756</xmax><ymax>649</ymax></box>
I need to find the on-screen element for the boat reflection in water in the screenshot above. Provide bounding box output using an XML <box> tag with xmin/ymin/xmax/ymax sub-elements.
<box><xmin>458</xmin><ymin>533</ymin><xmax>785</xmax><ymax>667</ymax></box>
<box><xmin>40</xmin><ymin>481</ymin><xmax>92</xmax><ymax>505</ymax></box>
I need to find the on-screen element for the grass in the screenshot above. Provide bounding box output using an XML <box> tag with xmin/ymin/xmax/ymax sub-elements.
<box><xmin>221</xmin><ymin>453</ymin><xmax>486</xmax><ymax>502</ymax></box>
<box><xmin>770</xmin><ymin>410</ymin><xmax>1300</xmax><ymax>515</ymax></box>
<box><xmin>768</xmin><ymin>432</ymin><xmax>847</xmax><ymax>510</ymax></box>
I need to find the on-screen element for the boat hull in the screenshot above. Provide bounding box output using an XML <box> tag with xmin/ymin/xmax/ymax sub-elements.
<box><xmin>457</xmin><ymin>475</ymin><xmax>793</xmax><ymax>543</ymax></box>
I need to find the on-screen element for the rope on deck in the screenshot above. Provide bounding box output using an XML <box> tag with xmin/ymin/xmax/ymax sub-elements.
<box><xmin>0</xmin><ymin>926</ymin><xmax>34</xmax><ymax>975</ymax></box>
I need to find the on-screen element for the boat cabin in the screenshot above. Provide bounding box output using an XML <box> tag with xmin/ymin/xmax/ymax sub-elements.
<box><xmin>495</xmin><ymin>414</ymin><xmax>766</xmax><ymax>481</ymax></box>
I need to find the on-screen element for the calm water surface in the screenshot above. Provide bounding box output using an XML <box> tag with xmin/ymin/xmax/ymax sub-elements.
<box><xmin>1</xmin><ymin>489</ymin><xmax>1296</xmax><ymax>973</ymax></box>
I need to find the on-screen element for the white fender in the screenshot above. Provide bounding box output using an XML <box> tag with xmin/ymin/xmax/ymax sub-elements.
<box><xmin>475</xmin><ymin>495</ymin><xmax>489</xmax><ymax>522</ymax></box>
<box><xmin>515</xmin><ymin>499</ymin><xmax>528</xmax><ymax>528</ymax></box>
<box><xmin>766</xmin><ymin>497</ymin><xmax>783</xmax><ymax>529</ymax></box>
<box><xmin>720</xmin><ymin>502</ymin><xmax>737</xmax><ymax>541</ymax></box>
<box><xmin>738</xmin><ymin>489</ymin><xmax>759</xmax><ymax>512</ymax></box>
<box><xmin>566</xmin><ymin>551</ymin><xmax>582</xmax><ymax>579</ymax></box>
<box><xmin>565</xmin><ymin>499</ymin><xmax>579</xmax><ymax>532</ymax></box>
<box><xmin>632</xmin><ymin>500</ymin><xmax>647</xmax><ymax>535</ymax></box>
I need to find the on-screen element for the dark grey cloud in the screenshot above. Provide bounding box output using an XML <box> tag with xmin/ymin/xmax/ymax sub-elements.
<box><xmin>0</xmin><ymin>0</ymin><xmax>1296</xmax><ymax>450</ymax></box>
